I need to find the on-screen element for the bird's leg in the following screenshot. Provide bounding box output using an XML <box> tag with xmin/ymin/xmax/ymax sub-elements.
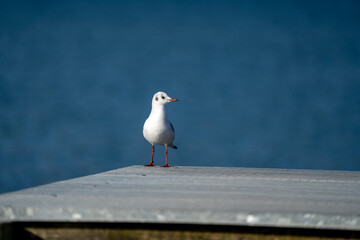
<box><xmin>161</xmin><ymin>145</ymin><xmax>171</xmax><ymax>167</ymax></box>
<box><xmin>145</xmin><ymin>145</ymin><xmax>155</xmax><ymax>166</ymax></box>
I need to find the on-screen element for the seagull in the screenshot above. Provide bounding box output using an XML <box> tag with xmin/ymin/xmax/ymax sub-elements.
<box><xmin>143</xmin><ymin>91</ymin><xmax>178</xmax><ymax>167</ymax></box>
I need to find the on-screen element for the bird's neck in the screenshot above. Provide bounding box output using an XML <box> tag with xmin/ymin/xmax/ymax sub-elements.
<box><xmin>150</xmin><ymin>104</ymin><xmax>167</xmax><ymax>120</ymax></box>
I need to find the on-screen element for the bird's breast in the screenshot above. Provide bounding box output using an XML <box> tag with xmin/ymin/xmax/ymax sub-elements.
<box><xmin>143</xmin><ymin>118</ymin><xmax>174</xmax><ymax>145</ymax></box>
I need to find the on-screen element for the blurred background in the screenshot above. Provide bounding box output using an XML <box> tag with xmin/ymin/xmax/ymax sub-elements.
<box><xmin>1</xmin><ymin>0</ymin><xmax>360</xmax><ymax>194</ymax></box>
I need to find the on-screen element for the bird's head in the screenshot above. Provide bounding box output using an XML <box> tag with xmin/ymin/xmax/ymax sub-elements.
<box><xmin>152</xmin><ymin>91</ymin><xmax>178</xmax><ymax>106</ymax></box>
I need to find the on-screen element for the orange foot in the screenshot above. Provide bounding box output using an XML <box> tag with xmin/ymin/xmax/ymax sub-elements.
<box><xmin>145</xmin><ymin>162</ymin><xmax>155</xmax><ymax>167</ymax></box>
<box><xmin>161</xmin><ymin>164</ymin><xmax>172</xmax><ymax>167</ymax></box>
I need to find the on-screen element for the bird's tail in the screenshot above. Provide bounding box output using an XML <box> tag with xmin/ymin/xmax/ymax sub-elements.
<box><xmin>169</xmin><ymin>144</ymin><xmax>178</xmax><ymax>149</ymax></box>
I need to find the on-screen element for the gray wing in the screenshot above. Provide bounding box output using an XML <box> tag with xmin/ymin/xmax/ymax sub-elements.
<box><xmin>169</xmin><ymin>121</ymin><xmax>177</xmax><ymax>149</ymax></box>
<box><xmin>170</xmin><ymin>121</ymin><xmax>175</xmax><ymax>134</ymax></box>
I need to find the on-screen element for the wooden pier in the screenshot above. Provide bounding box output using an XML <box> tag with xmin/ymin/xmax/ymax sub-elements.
<box><xmin>1</xmin><ymin>166</ymin><xmax>360</xmax><ymax>239</ymax></box>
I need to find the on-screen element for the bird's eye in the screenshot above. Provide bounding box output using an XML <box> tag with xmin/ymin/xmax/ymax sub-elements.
<box><xmin>155</xmin><ymin>97</ymin><xmax>158</xmax><ymax>101</ymax></box>
<box><xmin>161</xmin><ymin>96</ymin><xmax>165</xmax><ymax>99</ymax></box>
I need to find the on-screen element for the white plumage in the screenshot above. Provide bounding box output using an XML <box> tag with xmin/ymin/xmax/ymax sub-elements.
<box><xmin>143</xmin><ymin>91</ymin><xmax>178</xmax><ymax>167</ymax></box>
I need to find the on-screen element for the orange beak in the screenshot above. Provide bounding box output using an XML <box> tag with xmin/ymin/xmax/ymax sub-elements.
<box><xmin>169</xmin><ymin>98</ymin><xmax>178</xmax><ymax>102</ymax></box>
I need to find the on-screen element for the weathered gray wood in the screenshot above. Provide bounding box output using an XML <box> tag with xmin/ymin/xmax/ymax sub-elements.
<box><xmin>0</xmin><ymin>166</ymin><xmax>360</xmax><ymax>231</ymax></box>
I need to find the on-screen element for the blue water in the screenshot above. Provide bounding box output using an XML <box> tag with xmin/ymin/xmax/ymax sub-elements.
<box><xmin>1</xmin><ymin>0</ymin><xmax>360</xmax><ymax>194</ymax></box>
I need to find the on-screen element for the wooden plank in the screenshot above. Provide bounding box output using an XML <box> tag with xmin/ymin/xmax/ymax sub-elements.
<box><xmin>1</xmin><ymin>166</ymin><xmax>360</xmax><ymax>231</ymax></box>
<box><xmin>0</xmin><ymin>222</ymin><xmax>12</xmax><ymax>240</ymax></box>
<box><xmin>23</xmin><ymin>227</ymin><xmax>360</xmax><ymax>240</ymax></box>
<box><xmin>15</xmin><ymin>223</ymin><xmax>360</xmax><ymax>240</ymax></box>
